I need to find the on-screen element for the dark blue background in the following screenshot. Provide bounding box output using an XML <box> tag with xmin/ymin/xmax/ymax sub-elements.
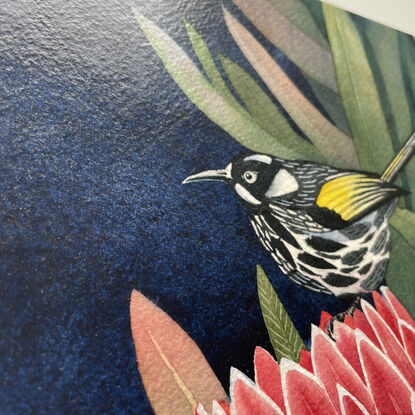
<box><xmin>0</xmin><ymin>0</ymin><xmax>348</xmax><ymax>413</ymax></box>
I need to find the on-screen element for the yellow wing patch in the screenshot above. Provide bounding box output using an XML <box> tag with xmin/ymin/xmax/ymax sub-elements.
<box><xmin>316</xmin><ymin>174</ymin><xmax>399</xmax><ymax>221</ymax></box>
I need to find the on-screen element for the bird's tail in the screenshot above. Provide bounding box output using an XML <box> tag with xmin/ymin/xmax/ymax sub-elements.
<box><xmin>381</xmin><ymin>131</ymin><xmax>415</xmax><ymax>183</ymax></box>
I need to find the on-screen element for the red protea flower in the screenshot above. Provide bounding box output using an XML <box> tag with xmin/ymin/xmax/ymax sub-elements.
<box><xmin>197</xmin><ymin>286</ymin><xmax>415</xmax><ymax>415</ymax></box>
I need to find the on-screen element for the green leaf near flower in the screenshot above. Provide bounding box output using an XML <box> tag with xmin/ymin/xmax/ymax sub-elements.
<box><xmin>257</xmin><ymin>265</ymin><xmax>305</xmax><ymax>362</ymax></box>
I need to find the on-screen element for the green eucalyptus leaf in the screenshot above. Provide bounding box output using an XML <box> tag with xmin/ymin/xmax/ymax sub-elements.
<box><xmin>363</xmin><ymin>21</ymin><xmax>413</xmax><ymax>207</ymax></box>
<box><xmin>390</xmin><ymin>208</ymin><xmax>415</xmax><ymax>248</ymax></box>
<box><xmin>301</xmin><ymin>0</ymin><xmax>328</xmax><ymax>38</ymax></box>
<box><xmin>257</xmin><ymin>265</ymin><xmax>305</xmax><ymax>362</ymax></box>
<box><xmin>218</xmin><ymin>54</ymin><xmax>324</xmax><ymax>162</ymax></box>
<box><xmin>322</xmin><ymin>4</ymin><xmax>394</xmax><ymax>175</ymax></box>
<box><xmin>134</xmin><ymin>11</ymin><xmax>305</xmax><ymax>160</ymax></box>
<box><xmin>224</xmin><ymin>8</ymin><xmax>359</xmax><ymax>169</ymax></box>
<box><xmin>184</xmin><ymin>20</ymin><xmax>240</xmax><ymax>109</ymax></box>
<box><xmin>267</xmin><ymin>0</ymin><xmax>328</xmax><ymax>49</ymax></box>
<box><xmin>306</xmin><ymin>76</ymin><xmax>350</xmax><ymax>134</ymax></box>
<box><xmin>387</xmin><ymin>227</ymin><xmax>415</xmax><ymax>318</ymax></box>
<box><xmin>232</xmin><ymin>0</ymin><xmax>336</xmax><ymax>91</ymax></box>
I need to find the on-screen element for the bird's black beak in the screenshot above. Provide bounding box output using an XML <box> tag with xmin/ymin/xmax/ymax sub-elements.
<box><xmin>182</xmin><ymin>167</ymin><xmax>231</xmax><ymax>184</ymax></box>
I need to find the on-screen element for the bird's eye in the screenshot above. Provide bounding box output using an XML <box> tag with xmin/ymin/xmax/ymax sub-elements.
<box><xmin>243</xmin><ymin>171</ymin><xmax>258</xmax><ymax>184</ymax></box>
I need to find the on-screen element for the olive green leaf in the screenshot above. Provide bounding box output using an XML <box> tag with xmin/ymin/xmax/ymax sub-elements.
<box><xmin>232</xmin><ymin>0</ymin><xmax>336</xmax><ymax>91</ymax></box>
<box><xmin>267</xmin><ymin>0</ymin><xmax>328</xmax><ymax>48</ymax></box>
<box><xmin>257</xmin><ymin>265</ymin><xmax>305</xmax><ymax>362</ymax></box>
<box><xmin>390</xmin><ymin>208</ymin><xmax>415</xmax><ymax>248</ymax></box>
<box><xmin>387</xmin><ymin>228</ymin><xmax>415</xmax><ymax>318</ymax></box>
<box><xmin>301</xmin><ymin>0</ymin><xmax>328</xmax><ymax>38</ymax></box>
<box><xmin>184</xmin><ymin>20</ymin><xmax>240</xmax><ymax>110</ymax></box>
<box><xmin>218</xmin><ymin>54</ymin><xmax>324</xmax><ymax>162</ymax></box>
<box><xmin>322</xmin><ymin>4</ymin><xmax>395</xmax><ymax>175</ymax></box>
<box><xmin>306</xmin><ymin>77</ymin><xmax>350</xmax><ymax>134</ymax></box>
<box><xmin>134</xmin><ymin>11</ymin><xmax>305</xmax><ymax>160</ymax></box>
<box><xmin>224</xmin><ymin>7</ymin><xmax>359</xmax><ymax>169</ymax></box>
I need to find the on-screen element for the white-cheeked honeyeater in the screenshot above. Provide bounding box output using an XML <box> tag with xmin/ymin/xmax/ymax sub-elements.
<box><xmin>183</xmin><ymin>133</ymin><xmax>415</xmax><ymax>306</ymax></box>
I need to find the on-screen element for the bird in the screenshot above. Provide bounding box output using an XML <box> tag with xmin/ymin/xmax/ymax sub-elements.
<box><xmin>183</xmin><ymin>132</ymin><xmax>415</xmax><ymax>327</ymax></box>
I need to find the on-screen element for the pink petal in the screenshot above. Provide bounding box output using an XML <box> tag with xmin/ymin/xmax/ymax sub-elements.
<box><xmin>399</xmin><ymin>319</ymin><xmax>415</xmax><ymax>367</ymax></box>
<box><xmin>356</xmin><ymin>330</ymin><xmax>414</xmax><ymax>414</ymax></box>
<box><xmin>337</xmin><ymin>385</ymin><xmax>370</xmax><ymax>415</ymax></box>
<box><xmin>380</xmin><ymin>286</ymin><xmax>415</xmax><ymax>330</ymax></box>
<box><xmin>280</xmin><ymin>358</ymin><xmax>337</xmax><ymax>415</ymax></box>
<box><xmin>212</xmin><ymin>401</ymin><xmax>229</xmax><ymax>415</ymax></box>
<box><xmin>319</xmin><ymin>311</ymin><xmax>333</xmax><ymax>331</ymax></box>
<box><xmin>372</xmin><ymin>291</ymin><xmax>400</xmax><ymax>340</ymax></box>
<box><xmin>230</xmin><ymin>368</ymin><xmax>284</xmax><ymax>415</ymax></box>
<box><xmin>362</xmin><ymin>300</ymin><xmax>415</xmax><ymax>389</ymax></box>
<box><xmin>311</xmin><ymin>326</ymin><xmax>375</xmax><ymax>413</ymax></box>
<box><xmin>353</xmin><ymin>310</ymin><xmax>380</xmax><ymax>348</ymax></box>
<box><xmin>254</xmin><ymin>347</ymin><xmax>286</xmax><ymax>411</ymax></box>
<box><xmin>334</xmin><ymin>324</ymin><xmax>365</xmax><ymax>381</ymax></box>
<box><xmin>298</xmin><ymin>349</ymin><xmax>313</xmax><ymax>373</ymax></box>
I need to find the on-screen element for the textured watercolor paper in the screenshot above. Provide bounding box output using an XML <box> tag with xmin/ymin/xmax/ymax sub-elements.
<box><xmin>1</xmin><ymin>0</ymin><xmax>415</xmax><ymax>414</ymax></box>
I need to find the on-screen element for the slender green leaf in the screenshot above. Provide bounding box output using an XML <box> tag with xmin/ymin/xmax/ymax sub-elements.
<box><xmin>387</xmin><ymin>227</ymin><xmax>415</xmax><ymax>318</ymax></box>
<box><xmin>363</xmin><ymin>21</ymin><xmax>413</xmax><ymax>207</ymax></box>
<box><xmin>390</xmin><ymin>208</ymin><xmax>415</xmax><ymax>248</ymax></box>
<box><xmin>301</xmin><ymin>0</ymin><xmax>328</xmax><ymax>38</ymax></box>
<box><xmin>257</xmin><ymin>265</ymin><xmax>305</xmax><ymax>362</ymax></box>
<box><xmin>266</xmin><ymin>0</ymin><xmax>328</xmax><ymax>49</ymax></box>
<box><xmin>134</xmin><ymin>11</ymin><xmax>305</xmax><ymax>160</ymax></box>
<box><xmin>218</xmin><ymin>54</ymin><xmax>325</xmax><ymax>162</ymax></box>
<box><xmin>224</xmin><ymin>8</ymin><xmax>359</xmax><ymax>169</ymax></box>
<box><xmin>306</xmin><ymin>76</ymin><xmax>350</xmax><ymax>134</ymax></box>
<box><xmin>233</xmin><ymin>0</ymin><xmax>337</xmax><ymax>92</ymax></box>
<box><xmin>184</xmin><ymin>20</ymin><xmax>240</xmax><ymax>109</ymax></box>
<box><xmin>400</xmin><ymin>34</ymin><xmax>415</xmax><ymax>108</ymax></box>
<box><xmin>322</xmin><ymin>4</ymin><xmax>394</xmax><ymax>175</ymax></box>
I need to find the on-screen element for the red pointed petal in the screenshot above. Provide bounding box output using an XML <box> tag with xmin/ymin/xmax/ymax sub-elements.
<box><xmin>372</xmin><ymin>291</ymin><xmax>400</xmax><ymax>340</ymax></box>
<box><xmin>335</xmin><ymin>324</ymin><xmax>365</xmax><ymax>381</ymax></box>
<box><xmin>311</xmin><ymin>326</ymin><xmax>375</xmax><ymax>413</ymax></box>
<box><xmin>130</xmin><ymin>290</ymin><xmax>227</xmax><ymax>415</ymax></box>
<box><xmin>319</xmin><ymin>311</ymin><xmax>333</xmax><ymax>331</ymax></box>
<box><xmin>353</xmin><ymin>310</ymin><xmax>380</xmax><ymax>348</ymax></box>
<box><xmin>230</xmin><ymin>368</ymin><xmax>284</xmax><ymax>415</ymax></box>
<box><xmin>343</xmin><ymin>315</ymin><xmax>355</xmax><ymax>329</ymax></box>
<box><xmin>362</xmin><ymin>300</ymin><xmax>415</xmax><ymax>389</ymax></box>
<box><xmin>399</xmin><ymin>319</ymin><xmax>415</xmax><ymax>367</ymax></box>
<box><xmin>254</xmin><ymin>347</ymin><xmax>286</xmax><ymax>411</ymax></box>
<box><xmin>298</xmin><ymin>349</ymin><xmax>313</xmax><ymax>373</ymax></box>
<box><xmin>357</xmin><ymin>331</ymin><xmax>414</xmax><ymax>414</ymax></box>
<box><xmin>280</xmin><ymin>359</ymin><xmax>337</xmax><ymax>415</ymax></box>
<box><xmin>337</xmin><ymin>385</ymin><xmax>370</xmax><ymax>415</ymax></box>
<box><xmin>380</xmin><ymin>286</ymin><xmax>415</xmax><ymax>330</ymax></box>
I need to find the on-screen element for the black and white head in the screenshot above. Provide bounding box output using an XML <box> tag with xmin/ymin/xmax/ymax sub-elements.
<box><xmin>183</xmin><ymin>154</ymin><xmax>300</xmax><ymax>207</ymax></box>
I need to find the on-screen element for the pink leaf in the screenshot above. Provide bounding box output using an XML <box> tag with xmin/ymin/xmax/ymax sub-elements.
<box><xmin>372</xmin><ymin>291</ymin><xmax>400</xmax><ymax>340</ymax></box>
<box><xmin>353</xmin><ymin>310</ymin><xmax>380</xmax><ymax>348</ymax></box>
<box><xmin>337</xmin><ymin>385</ymin><xmax>370</xmax><ymax>415</ymax></box>
<box><xmin>319</xmin><ymin>311</ymin><xmax>333</xmax><ymax>331</ymax></box>
<box><xmin>399</xmin><ymin>319</ymin><xmax>415</xmax><ymax>366</ymax></box>
<box><xmin>334</xmin><ymin>324</ymin><xmax>364</xmax><ymax>381</ymax></box>
<box><xmin>298</xmin><ymin>348</ymin><xmax>313</xmax><ymax>373</ymax></box>
<box><xmin>212</xmin><ymin>401</ymin><xmax>230</xmax><ymax>415</ymax></box>
<box><xmin>230</xmin><ymin>368</ymin><xmax>284</xmax><ymax>415</ymax></box>
<box><xmin>254</xmin><ymin>347</ymin><xmax>286</xmax><ymax>411</ymax></box>
<box><xmin>362</xmin><ymin>300</ymin><xmax>415</xmax><ymax>389</ymax></box>
<box><xmin>380</xmin><ymin>286</ymin><xmax>415</xmax><ymax>330</ymax></box>
<box><xmin>280</xmin><ymin>358</ymin><xmax>337</xmax><ymax>415</ymax></box>
<box><xmin>130</xmin><ymin>290</ymin><xmax>227</xmax><ymax>415</ymax></box>
<box><xmin>311</xmin><ymin>326</ymin><xmax>375</xmax><ymax>413</ymax></box>
<box><xmin>356</xmin><ymin>330</ymin><xmax>414</xmax><ymax>414</ymax></box>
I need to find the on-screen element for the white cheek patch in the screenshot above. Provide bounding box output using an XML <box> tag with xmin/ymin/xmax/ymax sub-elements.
<box><xmin>235</xmin><ymin>183</ymin><xmax>261</xmax><ymax>205</ymax></box>
<box><xmin>265</xmin><ymin>169</ymin><xmax>299</xmax><ymax>198</ymax></box>
<box><xmin>243</xmin><ymin>154</ymin><xmax>272</xmax><ymax>165</ymax></box>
